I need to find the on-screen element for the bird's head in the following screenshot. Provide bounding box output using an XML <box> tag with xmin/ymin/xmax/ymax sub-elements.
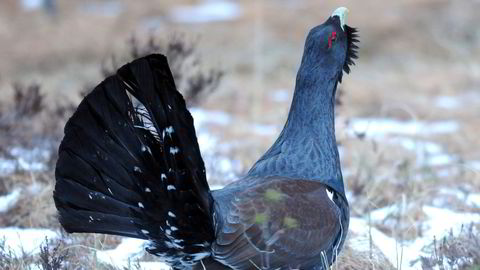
<box><xmin>301</xmin><ymin>7</ymin><xmax>359</xmax><ymax>84</ymax></box>
<box><xmin>250</xmin><ymin>9</ymin><xmax>358</xmax><ymax>196</ymax></box>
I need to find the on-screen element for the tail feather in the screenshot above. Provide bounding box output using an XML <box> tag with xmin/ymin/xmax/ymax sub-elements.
<box><xmin>54</xmin><ymin>54</ymin><xmax>215</xmax><ymax>267</ymax></box>
<box><xmin>56</xmin><ymin>208</ymin><xmax>147</xmax><ymax>239</ymax></box>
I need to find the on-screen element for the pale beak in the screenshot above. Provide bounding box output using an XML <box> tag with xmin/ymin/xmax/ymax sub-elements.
<box><xmin>331</xmin><ymin>7</ymin><xmax>349</xmax><ymax>31</ymax></box>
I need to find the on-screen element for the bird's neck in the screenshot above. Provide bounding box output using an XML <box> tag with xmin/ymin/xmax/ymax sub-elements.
<box><xmin>248</xmin><ymin>63</ymin><xmax>344</xmax><ymax>192</ymax></box>
<box><xmin>286</xmin><ymin>63</ymin><xmax>338</xmax><ymax>139</ymax></box>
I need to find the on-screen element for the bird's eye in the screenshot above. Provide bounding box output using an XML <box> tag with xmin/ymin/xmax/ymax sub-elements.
<box><xmin>327</xmin><ymin>31</ymin><xmax>337</xmax><ymax>49</ymax></box>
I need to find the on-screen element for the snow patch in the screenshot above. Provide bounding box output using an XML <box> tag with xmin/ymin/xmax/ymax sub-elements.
<box><xmin>209</xmin><ymin>185</ymin><xmax>225</xmax><ymax>190</ymax></box>
<box><xmin>349</xmin><ymin>217</ymin><xmax>398</xmax><ymax>264</ymax></box>
<box><xmin>426</xmin><ymin>154</ymin><xmax>454</xmax><ymax>166</ymax></box>
<box><xmin>369</xmin><ymin>204</ymin><xmax>399</xmax><ymax>222</ymax></box>
<box><xmin>80</xmin><ymin>1</ymin><xmax>124</xmax><ymax>17</ymax></box>
<box><xmin>190</xmin><ymin>108</ymin><xmax>231</xmax><ymax>127</ymax></box>
<box><xmin>433</xmin><ymin>92</ymin><xmax>480</xmax><ymax>110</ymax></box>
<box><xmin>465</xmin><ymin>160</ymin><xmax>480</xmax><ymax>171</ymax></box>
<box><xmin>0</xmin><ymin>228</ymin><xmax>58</xmax><ymax>256</ymax></box>
<box><xmin>0</xmin><ymin>158</ymin><xmax>16</xmax><ymax>176</ymax></box>
<box><xmin>168</xmin><ymin>1</ymin><xmax>242</xmax><ymax>23</ymax></box>
<box><xmin>21</xmin><ymin>0</ymin><xmax>43</xmax><ymax>10</ymax></box>
<box><xmin>348</xmin><ymin>118</ymin><xmax>459</xmax><ymax>137</ymax></box>
<box><xmin>436</xmin><ymin>188</ymin><xmax>480</xmax><ymax>209</ymax></box>
<box><xmin>347</xmin><ymin>120</ymin><xmax>459</xmax><ymax>167</ymax></box>
<box><xmin>350</xmin><ymin>206</ymin><xmax>480</xmax><ymax>270</ymax></box>
<box><xmin>270</xmin><ymin>89</ymin><xmax>290</xmax><ymax>102</ymax></box>
<box><xmin>136</xmin><ymin>262</ymin><xmax>172</xmax><ymax>270</ymax></box>
<box><xmin>393</xmin><ymin>138</ymin><xmax>442</xmax><ymax>154</ymax></box>
<box><xmin>97</xmin><ymin>238</ymin><xmax>170</xmax><ymax>269</ymax></box>
<box><xmin>0</xmin><ymin>146</ymin><xmax>50</xmax><ymax>176</ymax></box>
<box><xmin>434</xmin><ymin>96</ymin><xmax>460</xmax><ymax>109</ymax></box>
<box><xmin>0</xmin><ymin>189</ymin><xmax>21</xmax><ymax>213</ymax></box>
<box><xmin>97</xmin><ymin>238</ymin><xmax>144</xmax><ymax>264</ymax></box>
<box><xmin>192</xmin><ymin>111</ymin><xmax>241</xmax><ymax>181</ymax></box>
<box><xmin>466</xmin><ymin>193</ymin><xmax>480</xmax><ymax>208</ymax></box>
<box><xmin>387</xmin><ymin>137</ymin><xmax>455</xmax><ymax>167</ymax></box>
<box><xmin>250</xmin><ymin>124</ymin><xmax>279</xmax><ymax>136</ymax></box>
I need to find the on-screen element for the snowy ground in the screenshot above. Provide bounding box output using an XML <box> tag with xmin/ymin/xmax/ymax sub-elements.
<box><xmin>0</xmin><ymin>227</ymin><xmax>58</xmax><ymax>257</ymax></box>
<box><xmin>96</xmin><ymin>238</ymin><xmax>170</xmax><ymax>269</ymax></box>
<box><xmin>350</xmin><ymin>206</ymin><xmax>480</xmax><ymax>269</ymax></box>
<box><xmin>1</xmin><ymin>108</ymin><xmax>479</xmax><ymax>270</ymax></box>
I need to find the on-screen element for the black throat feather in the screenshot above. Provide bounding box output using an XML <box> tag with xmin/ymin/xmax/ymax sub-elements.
<box><xmin>338</xmin><ymin>25</ymin><xmax>359</xmax><ymax>83</ymax></box>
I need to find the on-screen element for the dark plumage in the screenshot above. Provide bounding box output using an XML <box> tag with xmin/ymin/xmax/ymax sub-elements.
<box><xmin>53</xmin><ymin>7</ymin><xmax>358</xmax><ymax>270</ymax></box>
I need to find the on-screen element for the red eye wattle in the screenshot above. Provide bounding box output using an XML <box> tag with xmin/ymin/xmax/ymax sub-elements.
<box><xmin>328</xmin><ymin>31</ymin><xmax>337</xmax><ymax>49</ymax></box>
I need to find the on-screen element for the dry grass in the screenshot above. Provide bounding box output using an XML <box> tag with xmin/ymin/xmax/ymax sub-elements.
<box><xmin>420</xmin><ymin>224</ymin><xmax>480</xmax><ymax>270</ymax></box>
<box><xmin>82</xmin><ymin>34</ymin><xmax>224</xmax><ymax>107</ymax></box>
<box><xmin>1</xmin><ymin>172</ymin><xmax>58</xmax><ymax>229</ymax></box>
<box><xmin>0</xmin><ymin>235</ymin><xmax>145</xmax><ymax>270</ymax></box>
<box><xmin>337</xmin><ymin>244</ymin><xmax>396</xmax><ymax>270</ymax></box>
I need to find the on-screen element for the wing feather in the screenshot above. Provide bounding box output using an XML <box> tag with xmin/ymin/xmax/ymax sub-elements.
<box><xmin>213</xmin><ymin>178</ymin><xmax>344</xmax><ymax>269</ymax></box>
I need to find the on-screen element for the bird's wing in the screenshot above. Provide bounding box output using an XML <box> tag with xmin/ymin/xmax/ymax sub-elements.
<box><xmin>213</xmin><ymin>178</ymin><xmax>344</xmax><ymax>269</ymax></box>
<box><xmin>54</xmin><ymin>54</ymin><xmax>214</xmax><ymax>264</ymax></box>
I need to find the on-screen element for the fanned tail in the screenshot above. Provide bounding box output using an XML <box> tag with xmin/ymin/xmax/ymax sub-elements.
<box><xmin>53</xmin><ymin>54</ymin><xmax>215</xmax><ymax>268</ymax></box>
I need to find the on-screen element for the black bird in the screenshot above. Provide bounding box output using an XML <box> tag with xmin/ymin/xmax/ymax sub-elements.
<box><xmin>53</xmin><ymin>6</ymin><xmax>358</xmax><ymax>270</ymax></box>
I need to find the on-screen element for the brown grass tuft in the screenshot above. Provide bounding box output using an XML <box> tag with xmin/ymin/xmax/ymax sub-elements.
<box><xmin>337</xmin><ymin>244</ymin><xmax>395</xmax><ymax>270</ymax></box>
<box><xmin>82</xmin><ymin>34</ymin><xmax>224</xmax><ymax>107</ymax></box>
<box><xmin>420</xmin><ymin>224</ymin><xmax>480</xmax><ymax>270</ymax></box>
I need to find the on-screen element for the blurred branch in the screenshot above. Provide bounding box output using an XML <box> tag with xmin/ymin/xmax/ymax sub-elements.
<box><xmin>83</xmin><ymin>33</ymin><xmax>224</xmax><ymax>107</ymax></box>
<box><xmin>0</xmin><ymin>82</ymin><xmax>74</xmax><ymax>154</ymax></box>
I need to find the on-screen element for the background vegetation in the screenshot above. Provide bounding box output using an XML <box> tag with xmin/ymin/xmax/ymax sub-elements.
<box><xmin>0</xmin><ymin>0</ymin><xmax>479</xmax><ymax>269</ymax></box>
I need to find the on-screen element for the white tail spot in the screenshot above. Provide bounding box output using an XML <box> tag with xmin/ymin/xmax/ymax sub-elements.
<box><xmin>326</xmin><ymin>188</ymin><xmax>334</xmax><ymax>202</ymax></box>
<box><xmin>145</xmin><ymin>187</ymin><xmax>151</xmax><ymax>192</ymax></box>
<box><xmin>138</xmin><ymin>202</ymin><xmax>145</xmax><ymax>208</ymax></box>
<box><xmin>167</xmin><ymin>185</ymin><xmax>176</xmax><ymax>191</ymax></box>
<box><xmin>162</xmin><ymin>126</ymin><xmax>174</xmax><ymax>139</ymax></box>
<box><xmin>141</xmin><ymin>229</ymin><xmax>149</xmax><ymax>234</ymax></box>
<box><xmin>165</xmin><ymin>240</ymin><xmax>184</xmax><ymax>249</ymax></box>
<box><xmin>170</xmin><ymin>147</ymin><xmax>180</xmax><ymax>155</ymax></box>
<box><xmin>165</xmin><ymin>126</ymin><xmax>174</xmax><ymax>134</ymax></box>
<box><xmin>191</xmin><ymin>252</ymin><xmax>211</xmax><ymax>261</ymax></box>
<box><xmin>168</xmin><ymin>211</ymin><xmax>176</xmax><ymax>218</ymax></box>
<box><xmin>161</xmin><ymin>174</ymin><xmax>167</xmax><ymax>181</ymax></box>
